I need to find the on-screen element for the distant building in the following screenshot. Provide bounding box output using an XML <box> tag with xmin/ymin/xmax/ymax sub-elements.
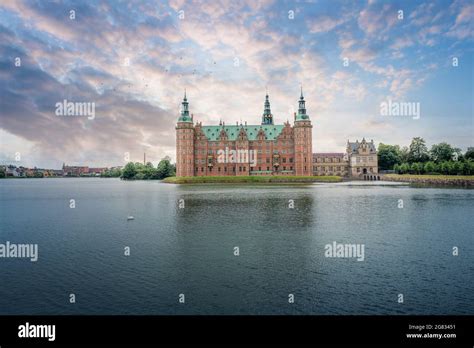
<box><xmin>313</xmin><ymin>153</ymin><xmax>349</xmax><ymax>177</ymax></box>
<box><xmin>313</xmin><ymin>139</ymin><xmax>378</xmax><ymax>178</ymax></box>
<box><xmin>62</xmin><ymin>164</ymin><xmax>89</xmax><ymax>176</ymax></box>
<box><xmin>347</xmin><ymin>138</ymin><xmax>378</xmax><ymax>178</ymax></box>
<box><xmin>62</xmin><ymin>164</ymin><xmax>108</xmax><ymax>176</ymax></box>
<box><xmin>88</xmin><ymin>167</ymin><xmax>107</xmax><ymax>176</ymax></box>
<box><xmin>5</xmin><ymin>165</ymin><xmax>23</xmax><ymax>177</ymax></box>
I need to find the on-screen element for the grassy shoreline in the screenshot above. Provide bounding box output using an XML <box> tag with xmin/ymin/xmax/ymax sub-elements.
<box><xmin>383</xmin><ymin>174</ymin><xmax>474</xmax><ymax>187</ymax></box>
<box><xmin>163</xmin><ymin>175</ymin><xmax>342</xmax><ymax>184</ymax></box>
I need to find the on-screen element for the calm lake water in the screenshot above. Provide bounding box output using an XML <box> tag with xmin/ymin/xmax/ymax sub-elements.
<box><xmin>0</xmin><ymin>178</ymin><xmax>473</xmax><ymax>315</ymax></box>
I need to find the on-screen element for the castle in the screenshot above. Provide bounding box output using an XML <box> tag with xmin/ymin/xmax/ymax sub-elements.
<box><xmin>176</xmin><ymin>91</ymin><xmax>378</xmax><ymax>179</ymax></box>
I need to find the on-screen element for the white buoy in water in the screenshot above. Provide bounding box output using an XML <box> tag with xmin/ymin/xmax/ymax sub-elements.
<box><xmin>127</xmin><ymin>216</ymin><xmax>134</xmax><ymax>220</ymax></box>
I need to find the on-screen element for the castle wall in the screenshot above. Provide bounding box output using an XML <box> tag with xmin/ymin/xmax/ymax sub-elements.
<box><xmin>293</xmin><ymin>120</ymin><xmax>312</xmax><ymax>176</ymax></box>
<box><xmin>176</xmin><ymin>122</ymin><xmax>194</xmax><ymax>177</ymax></box>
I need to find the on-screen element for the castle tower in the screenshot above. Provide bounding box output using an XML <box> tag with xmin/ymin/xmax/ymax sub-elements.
<box><xmin>261</xmin><ymin>93</ymin><xmax>273</xmax><ymax>125</ymax></box>
<box><xmin>176</xmin><ymin>91</ymin><xmax>194</xmax><ymax>177</ymax></box>
<box><xmin>293</xmin><ymin>87</ymin><xmax>313</xmax><ymax>176</ymax></box>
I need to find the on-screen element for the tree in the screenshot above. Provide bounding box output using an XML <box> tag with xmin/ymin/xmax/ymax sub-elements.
<box><xmin>399</xmin><ymin>146</ymin><xmax>410</xmax><ymax>163</ymax></box>
<box><xmin>440</xmin><ymin>161</ymin><xmax>451</xmax><ymax>175</ymax></box>
<box><xmin>399</xmin><ymin>163</ymin><xmax>410</xmax><ymax>174</ymax></box>
<box><xmin>410</xmin><ymin>162</ymin><xmax>421</xmax><ymax>174</ymax></box>
<box><xmin>466</xmin><ymin>160</ymin><xmax>474</xmax><ymax>175</ymax></box>
<box><xmin>377</xmin><ymin>143</ymin><xmax>401</xmax><ymax>170</ymax></box>
<box><xmin>143</xmin><ymin>164</ymin><xmax>155</xmax><ymax>179</ymax></box>
<box><xmin>156</xmin><ymin>157</ymin><xmax>174</xmax><ymax>179</ymax></box>
<box><xmin>453</xmin><ymin>161</ymin><xmax>463</xmax><ymax>175</ymax></box>
<box><xmin>465</xmin><ymin>147</ymin><xmax>474</xmax><ymax>161</ymax></box>
<box><xmin>430</xmin><ymin>142</ymin><xmax>456</xmax><ymax>163</ymax></box>
<box><xmin>408</xmin><ymin>137</ymin><xmax>429</xmax><ymax>163</ymax></box>
<box><xmin>121</xmin><ymin>162</ymin><xmax>137</xmax><ymax>180</ymax></box>
<box><xmin>393</xmin><ymin>163</ymin><xmax>400</xmax><ymax>174</ymax></box>
<box><xmin>424</xmin><ymin>161</ymin><xmax>435</xmax><ymax>174</ymax></box>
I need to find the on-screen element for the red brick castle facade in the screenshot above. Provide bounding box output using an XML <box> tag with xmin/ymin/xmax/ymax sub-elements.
<box><xmin>176</xmin><ymin>90</ymin><xmax>313</xmax><ymax>177</ymax></box>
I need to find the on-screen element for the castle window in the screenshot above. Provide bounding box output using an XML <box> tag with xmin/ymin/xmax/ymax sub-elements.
<box><xmin>201</xmin><ymin>167</ymin><xmax>204</xmax><ymax>172</ymax></box>
<box><xmin>233</xmin><ymin>167</ymin><xmax>235</xmax><ymax>172</ymax></box>
<box><xmin>243</xmin><ymin>167</ymin><xmax>246</xmax><ymax>171</ymax></box>
<box><xmin>259</xmin><ymin>167</ymin><xmax>261</xmax><ymax>171</ymax></box>
<box><xmin>283</xmin><ymin>166</ymin><xmax>286</xmax><ymax>170</ymax></box>
<box><xmin>224</xmin><ymin>167</ymin><xmax>227</xmax><ymax>172</ymax></box>
<box><xmin>289</xmin><ymin>158</ymin><xmax>293</xmax><ymax>163</ymax></box>
<box><xmin>239</xmin><ymin>166</ymin><xmax>242</xmax><ymax>171</ymax></box>
<box><xmin>290</xmin><ymin>166</ymin><xmax>293</xmax><ymax>170</ymax></box>
<box><xmin>266</xmin><ymin>158</ymin><xmax>270</xmax><ymax>163</ymax></box>
<box><xmin>267</xmin><ymin>167</ymin><xmax>270</xmax><ymax>171</ymax></box>
<box><xmin>218</xmin><ymin>167</ymin><xmax>221</xmax><ymax>172</ymax></box>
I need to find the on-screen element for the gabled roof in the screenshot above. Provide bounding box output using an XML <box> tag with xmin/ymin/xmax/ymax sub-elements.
<box><xmin>348</xmin><ymin>141</ymin><xmax>376</xmax><ymax>153</ymax></box>
<box><xmin>201</xmin><ymin>125</ymin><xmax>284</xmax><ymax>141</ymax></box>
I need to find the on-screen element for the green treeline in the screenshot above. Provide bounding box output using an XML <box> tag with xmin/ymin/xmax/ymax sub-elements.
<box><xmin>102</xmin><ymin>157</ymin><xmax>175</xmax><ymax>180</ymax></box>
<box><xmin>378</xmin><ymin>137</ymin><xmax>474</xmax><ymax>175</ymax></box>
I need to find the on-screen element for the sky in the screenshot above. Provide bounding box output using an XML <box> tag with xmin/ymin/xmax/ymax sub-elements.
<box><xmin>0</xmin><ymin>0</ymin><xmax>472</xmax><ymax>169</ymax></box>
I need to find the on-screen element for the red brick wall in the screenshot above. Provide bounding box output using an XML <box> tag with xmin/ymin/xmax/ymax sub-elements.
<box><xmin>176</xmin><ymin>122</ymin><xmax>194</xmax><ymax>177</ymax></box>
<box><xmin>293</xmin><ymin>120</ymin><xmax>312</xmax><ymax>176</ymax></box>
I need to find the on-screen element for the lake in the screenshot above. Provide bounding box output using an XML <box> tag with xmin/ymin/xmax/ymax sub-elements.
<box><xmin>0</xmin><ymin>178</ymin><xmax>473</xmax><ymax>314</ymax></box>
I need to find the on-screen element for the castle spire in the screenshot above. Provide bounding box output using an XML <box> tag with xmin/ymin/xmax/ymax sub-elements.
<box><xmin>178</xmin><ymin>90</ymin><xmax>192</xmax><ymax>122</ymax></box>
<box><xmin>261</xmin><ymin>92</ymin><xmax>273</xmax><ymax>125</ymax></box>
<box><xmin>295</xmin><ymin>86</ymin><xmax>309</xmax><ymax>121</ymax></box>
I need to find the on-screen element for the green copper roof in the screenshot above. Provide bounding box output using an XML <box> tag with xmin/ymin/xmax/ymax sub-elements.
<box><xmin>295</xmin><ymin>113</ymin><xmax>310</xmax><ymax>121</ymax></box>
<box><xmin>201</xmin><ymin>125</ymin><xmax>284</xmax><ymax>141</ymax></box>
<box><xmin>178</xmin><ymin>115</ymin><xmax>193</xmax><ymax>122</ymax></box>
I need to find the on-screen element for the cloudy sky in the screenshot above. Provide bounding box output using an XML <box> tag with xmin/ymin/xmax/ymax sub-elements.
<box><xmin>0</xmin><ymin>0</ymin><xmax>472</xmax><ymax>168</ymax></box>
